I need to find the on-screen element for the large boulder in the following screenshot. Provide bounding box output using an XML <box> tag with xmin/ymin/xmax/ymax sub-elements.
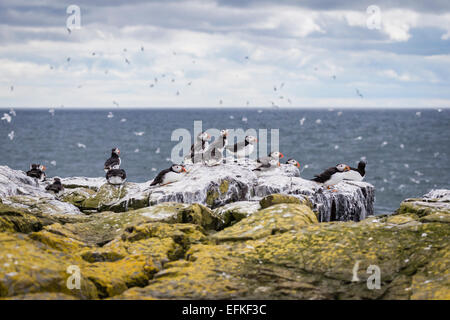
<box><xmin>147</xmin><ymin>161</ymin><xmax>374</xmax><ymax>222</ymax></box>
<box><xmin>0</xmin><ymin>163</ymin><xmax>374</xmax><ymax>222</ymax></box>
<box><xmin>115</xmin><ymin>190</ymin><xmax>450</xmax><ymax>300</ymax></box>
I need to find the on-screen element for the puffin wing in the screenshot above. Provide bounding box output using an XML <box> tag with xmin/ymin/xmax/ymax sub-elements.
<box><xmin>257</xmin><ymin>156</ymin><xmax>271</xmax><ymax>164</ymax></box>
<box><xmin>119</xmin><ymin>169</ymin><xmax>127</xmax><ymax>180</ymax></box>
<box><xmin>27</xmin><ymin>169</ymin><xmax>40</xmax><ymax>178</ymax></box>
<box><xmin>104</xmin><ymin>157</ymin><xmax>120</xmax><ymax>170</ymax></box>
<box><xmin>312</xmin><ymin>167</ymin><xmax>338</xmax><ymax>183</ymax></box>
<box><xmin>150</xmin><ymin>168</ymin><xmax>171</xmax><ymax>186</ymax></box>
<box><xmin>226</xmin><ymin>141</ymin><xmax>245</xmax><ymax>153</ymax></box>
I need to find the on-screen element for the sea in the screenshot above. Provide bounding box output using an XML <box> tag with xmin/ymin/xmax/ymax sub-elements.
<box><xmin>1</xmin><ymin>108</ymin><xmax>449</xmax><ymax>214</ymax></box>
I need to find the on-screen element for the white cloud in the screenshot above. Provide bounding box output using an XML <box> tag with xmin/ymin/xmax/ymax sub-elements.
<box><xmin>0</xmin><ymin>1</ymin><xmax>450</xmax><ymax>108</ymax></box>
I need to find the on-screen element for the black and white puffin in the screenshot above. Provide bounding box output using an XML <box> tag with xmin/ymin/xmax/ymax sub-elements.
<box><xmin>253</xmin><ymin>158</ymin><xmax>280</xmax><ymax>172</ymax></box>
<box><xmin>257</xmin><ymin>151</ymin><xmax>284</xmax><ymax>165</ymax></box>
<box><xmin>203</xmin><ymin>129</ymin><xmax>229</xmax><ymax>166</ymax></box>
<box><xmin>185</xmin><ymin>131</ymin><xmax>211</xmax><ymax>163</ymax></box>
<box><xmin>26</xmin><ymin>164</ymin><xmax>46</xmax><ymax>181</ymax></box>
<box><xmin>343</xmin><ymin>161</ymin><xmax>366</xmax><ymax>181</ymax></box>
<box><xmin>226</xmin><ymin>135</ymin><xmax>258</xmax><ymax>158</ymax></box>
<box><xmin>106</xmin><ymin>166</ymin><xmax>127</xmax><ymax>185</ymax></box>
<box><xmin>281</xmin><ymin>158</ymin><xmax>301</xmax><ymax>177</ymax></box>
<box><xmin>150</xmin><ymin>164</ymin><xmax>187</xmax><ymax>186</ymax></box>
<box><xmin>311</xmin><ymin>164</ymin><xmax>350</xmax><ymax>188</ymax></box>
<box><xmin>286</xmin><ymin>158</ymin><xmax>300</xmax><ymax>168</ymax></box>
<box><xmin>104</xmin><ymin>148</ymin><xmax>121</xmax><ymax>172</ymax></box>
<box><xmin>45</xmin><ymin>177</ymin><xmax>64</xmax><ymax>195</ymax></box>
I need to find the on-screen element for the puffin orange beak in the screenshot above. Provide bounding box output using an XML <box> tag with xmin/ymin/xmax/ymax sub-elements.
<box><xmin>296</xmin><ymin>162</ymin><xmax>300</xmax><ymax>168</ymax></box>
<box><xmin>182</xmin><ymin>167</ymin><xmax>187</xmax><ymax>172</ymax></box>
<box><xmin>279</xmin><ymin>153</ymin><xmax>284</xmax><ymax>158</ymax></box>
<box><xmin>117</xmin><ymin>149</ymin><xmax>120</xmax><ymax>154</ymax></box>
<box><xmin>345</xmin><ymin>166</ymin><xmax>350</xmax><ymax>171</ymax></box>
<box><xmin>42</xmin><ymin>166</ymin><xmax>47</xmax><ymax>171</ymax></box>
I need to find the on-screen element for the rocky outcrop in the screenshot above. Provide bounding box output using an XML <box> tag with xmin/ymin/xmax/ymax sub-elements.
<box><xmin>1</xmin><ymin>181</ymin><xmax>449</xmax><ymax>300</ymax></box>
<box><xmin>0</xmin><ymin>163</ymin><xmax>374</xmax><ymax>222</ymax></box>
<box><xmin>2</xmin><ymin>164</ymin><xmax>448</xmax><ymax>300</ymax></box>
<box><xmin>147</xmin><ymin>162</ymin><xmax>375</xmax><ymax>222</ymax></box>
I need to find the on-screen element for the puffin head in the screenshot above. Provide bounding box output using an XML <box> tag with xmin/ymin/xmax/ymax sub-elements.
<box><xmin>358</xmin><ymin>161</ymin><xmax>366</xmax><ymax>170</ymax></box>
<box><xmin>199</xmin><ymin>132</ymin><xmax>211</xmax><ymax>141</ymax></box>
<box><xmin>112</xmin><ymin>148</ymin><xmax>120</xmax><ymax>155</ymax></box>
<box><xmin>336</xmin><ymin>164</ymin><xmax>350</xmax><ymax>172</ymax></box>
<box><xmin>270</xmin><ymin>151</ymin><xmax>284</xmax><ymax>159</ymax></box>
<box><xmin>172</xmin><ymin>164</ymin><xmax>187</xmax><ymax>173</ymax></box>
<box><xmin>269</xmin><ymin>159</ymin><xmax>280</xmax><ymax>167</ymax></box>
<box><xmin>30</xmin><ymin>163</ymin><xmax>38</xmax><ymax>170</ymax></box>
<box><xmin>287</xmin><ymin>158</ymin><xmax>300</xmax><ymax>168</ymax></box>
<box><xmin>220</xmin><ymin>129</ymin><xmax>229</xmax><ymax>137</ymax></box>
<box><xmin>245</xmin><ymin>135</ymin><xmax>258</xmax><ymax>144</ymax></box>
<box><xmin>53</xmin><ymin>177</ymin><xmax>61</xmax><ymax>183</ymax></box>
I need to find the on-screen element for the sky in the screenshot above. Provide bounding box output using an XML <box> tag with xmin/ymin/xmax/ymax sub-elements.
<box><xmin>0</xmin><ymin>0</ymin><xmax>450</xmax><ymax>108</ymax></box>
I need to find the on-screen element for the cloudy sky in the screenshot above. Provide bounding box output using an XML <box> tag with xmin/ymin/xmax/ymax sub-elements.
<box><xmin>1</xmin><ymin>0</ymin><xmax>450</xmax><ymax>108</ymax></box>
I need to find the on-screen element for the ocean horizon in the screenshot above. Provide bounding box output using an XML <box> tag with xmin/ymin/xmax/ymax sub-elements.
<box><xmin>1</xmin><ymin>107</ymin><xmax>448</xmax><ymax>214</ymax></box>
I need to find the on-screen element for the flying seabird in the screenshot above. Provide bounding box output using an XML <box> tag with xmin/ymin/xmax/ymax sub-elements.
<box><xmin>1</xmin><ymin>113</ymin><xmax>12</xmax><ymax>123</ymax></box>
<box><xmin>356</xmin><ymin>88</ymin><xmax>363</xmax><ymax>98</ymax></box>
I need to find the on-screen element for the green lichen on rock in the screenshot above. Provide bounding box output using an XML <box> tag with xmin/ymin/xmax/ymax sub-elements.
<box><xmin>0</xmin><ymin>232</ymin><xmax>98</xmax><ymax>299</ymax></box>
<box><xmin>259</xmin><ymin>193</ymin><xmax>310</xmax><ymax>209</ymax></box>
<box><xmin>80</xmin><ymin>183</ymin><xmax>149</xmax><ymax>212</ymax></box>
<box><xmin>180</xmin><ymin>203</ymin><xmax>224</xmax><ymax>230</ymax></box>
<box><xmin>1</xmin><ymin>183</ymin><xmax>449</xmax><ymax>300</ymax></box>
<box><xmin>0</xmin><ymin>203</ymin><xmax>43</xmax><ymax>233</ymax></box>
<box><xmin>213</xmin><ymin>201</ymin><xmax>261</xmax><ymax>226</ymax></box>
<box><xmin>219</xmin><ymin>180</ymin><xmax>229</xmax><ymax>194</ymax></box>
<box><xmin>62</xmin><ymin>188</ymin><xmax>96</xmax><ymax>208</ymax></box>
<box><xmin>206</xmin><ymin>179</ymin><xmax>231</xmax><ymax>208</ymax></box>
<box><xmin>211</xmin><ymin>203</ymin><xmax>318</xmax><ymax>242</ymax></box>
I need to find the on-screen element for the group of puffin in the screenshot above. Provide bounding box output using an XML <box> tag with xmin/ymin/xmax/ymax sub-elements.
<box><xmin>26</xmin><ymin>164</ymin><xmax>64</xmax><ymax>195</ymax></box>
<box><xmin>25</xmin><ymin>131</ymin><xmax>366</xmax><ymax>193</ymax></box>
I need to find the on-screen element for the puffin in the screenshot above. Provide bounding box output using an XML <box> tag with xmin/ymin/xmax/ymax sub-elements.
<box><xmin>106</xmin><ymin>165</ymin><xmax>127</xmax><ymax>185</ymax></box>
<box><xmin>253</xmin><ymin>158</ymin><xmax>280</xmax><ymax>172</ymax></box>
<box><xmin>286</xmin><ymin>158</ymin><xmax>301</xmax><ymax>168</ymax></box>
<box><xmin>150</xmin><ymin>164</ymin><xmax>187</xmax><ymax>186</ymax></box>
<box><xmin>343</xmin><ymin>161</ymin><xmax>366</xmax><ymax>181</ymax></box>
<box><xmin>26</xmin><ymin>164</ymin><xmax>46</xmax><ymax>181</ymax></box>
<box><xmin>45</xmin><ymin>177</ymin><xmax>64</xmax><ymax>195</ymax></box>
<box><xmin>185</xmin><ymin>131</ymin><xmax>211</xmax><ymax>164</ymax></box>
<box><xmin>226</xmin><ymin>135</ymin><xmax>258</xmax><ymax>158</ymax></box>
<box><xmin>203</xmin><ymin>129</ymin><xmax>229</xmax><ymax>166</ymax></box>
<box><xmin>311</xmin><ymin>164</ymin><xmax>351</xmax><ymax>189</ymax></box>
<box><xmin>257</xmin><ymin>151</ymin><xmax>284</xmax><ymax>165</ymax></box>
<box><xmin>104</xmin><ymin>148</ymin><xmax>121</xmax><ymax>172</ymax></box>
<box><xmin>282</xmin><ymin>158</ymin><xmax>301</xmax><ymax>177</ymax></box>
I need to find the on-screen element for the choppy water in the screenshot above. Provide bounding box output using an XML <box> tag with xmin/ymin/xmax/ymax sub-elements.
<box><xmin>1</xmin><ymin>108</ymin><xmax>449</xmax><ymax>214</ymax></box>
